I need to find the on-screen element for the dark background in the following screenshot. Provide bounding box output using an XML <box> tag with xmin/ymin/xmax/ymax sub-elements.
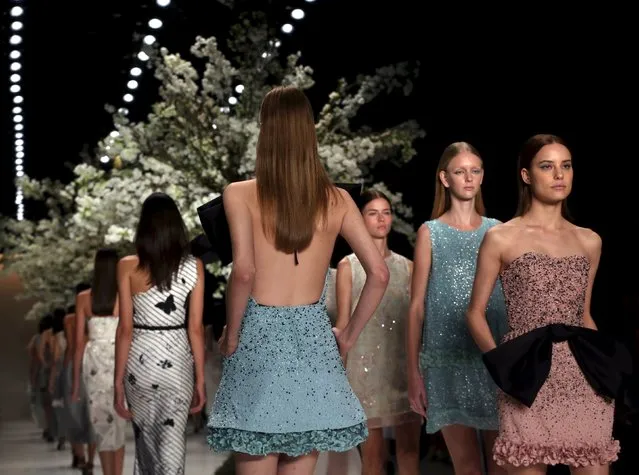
<box><xmin>2</xmin><ymin>0</ymin><xmax>635</xmax><ymax>326</ymax></box>
<box><xmin>1</xmin><ymin>0</ymin><xmax>636</xmax><ymax>470</ymax></box>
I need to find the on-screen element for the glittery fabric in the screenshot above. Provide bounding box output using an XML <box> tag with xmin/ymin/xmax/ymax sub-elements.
<box><xmin>207</xmin><ymin>278</ymin><xmax>368</xmax><ymax>456</ymax></box>
<box><xmin>494</xmin><ymin>252</ymin><xmax>619</xmax><ymax>468</ymax></box>
<box><xmin>345</xmin><ymin>252</ymin><xmax>421</xmax><ymax>429</ymax></box>
<box><xmin>421</xmin><ymin>218</ymin><xmax>507</xmax><ymax>434</ymax></box>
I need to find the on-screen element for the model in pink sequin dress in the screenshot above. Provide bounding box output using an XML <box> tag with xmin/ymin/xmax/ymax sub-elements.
<box><xmin>493</xmin><ymin>252</ymin><xmax>619</xmax><ymax>467</ymax></box>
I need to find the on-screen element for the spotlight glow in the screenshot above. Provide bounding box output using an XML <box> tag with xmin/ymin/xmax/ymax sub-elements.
<box><xmin>148</xmin><ymin>18</ymin><xmax>163</xmax><ymax>29</ymax></box>
<box><xmin>291</xmin><ymin>9</ymin><xmax>305</xmax><ymax>20</ymax></box>
<box><xmin>281</xmin><ymin>24</ymin><xmax>293</xmax><ymax>33</ymax></box>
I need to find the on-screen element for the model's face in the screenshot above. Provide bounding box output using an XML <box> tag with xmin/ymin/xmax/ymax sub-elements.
<box><xmin>522</xmin><ymin>143</ymin><xmax>573</xmax><ymax>203</ymax></box>
<box><xmin>440</xmin><ymin>152</ymin><xmax>484</xmax><ymax>201</ymax></box>
<box><xmin>362</xmin><ymin>198</ymin><xmax>392</xmax><ymax>239</ymax></box>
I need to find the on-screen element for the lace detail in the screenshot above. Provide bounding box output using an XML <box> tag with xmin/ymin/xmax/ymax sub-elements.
<box><xmin>208</xmin><ymin>423</ymin><xmax>368</xmax><ymax>457</ymax></box>
<box><xmin>493</xmin><ymin>438</ymin><xmax>620</xmax><ymax>468</ymax></box>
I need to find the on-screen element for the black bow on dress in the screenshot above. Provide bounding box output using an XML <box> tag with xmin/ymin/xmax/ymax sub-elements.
<box><xmin>482</xmin><ymin>323</ymin><xmax>633</xmax><ymax>408</ymax></box>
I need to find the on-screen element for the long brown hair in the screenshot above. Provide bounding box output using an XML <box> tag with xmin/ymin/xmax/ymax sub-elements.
<box><xmin>430</xmin><ymin>142</ymin><xmax>485</xmax><ymax>219</ymax></box>
<box><xmin>516</xmin><ymin>134</ymin><xmax>571</xmax><ymax>218</ymax></box>
<box><xmin>91</xmin><ymin>248</ymin><xmax>119</xmax><ymax>316</ymax></box>
<box><xmin>255</xmin><ymin>86</ymin><xmax>338</xmax><ymax>253</ymax></box>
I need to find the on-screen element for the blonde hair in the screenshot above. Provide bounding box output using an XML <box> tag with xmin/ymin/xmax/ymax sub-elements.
<box><xmin>430</xmin><ymin>142</ymin><xmax>485</xmax><ymax>219</ymax></box>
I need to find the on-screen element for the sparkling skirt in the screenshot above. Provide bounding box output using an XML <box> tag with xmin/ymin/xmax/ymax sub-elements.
<box><xmin>207</xmin><ymin>297</ymin><xmax>368</xmax><ymax>456</ymax></box>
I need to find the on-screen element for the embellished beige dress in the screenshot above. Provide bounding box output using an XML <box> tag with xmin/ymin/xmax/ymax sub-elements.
<box><xmin>345</xmin><ymin>252</ymin><xmax>420</xmax><ymax>428</ymax></box>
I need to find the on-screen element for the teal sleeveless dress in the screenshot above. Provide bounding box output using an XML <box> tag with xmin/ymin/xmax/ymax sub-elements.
<box><xmin>208</xmin><ymin>276</ymin><xmax>368</xmax><ymax>456</ymax></box>
<box><xmin>420</xmin><ymin>217</ymin><xmax>507</xmax><ymax>433</ymax></box>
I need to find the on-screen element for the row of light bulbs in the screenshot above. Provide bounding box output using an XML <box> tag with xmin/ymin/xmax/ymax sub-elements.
<box><xmin>101</xmin><ymin>0</ymin><xmax>317</xmax><ymax>164</ymax></box>
<box><xmin>221</xmin><ymin>1</ymin><xmax>316</xmax><ymax>113</ymax></box>
<box><xmin>8</xmin><ymin>4</ymin><xmax>25</xmax><ymax>220</ymax></box>
<box><xmin>101</xmin><ymin>0</ymin><xmax>171</xmax><ymax>163</ymax></box>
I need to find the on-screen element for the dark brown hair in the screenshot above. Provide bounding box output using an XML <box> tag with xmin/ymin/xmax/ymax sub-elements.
<box><xmin>358</xmin><ymin>189</ymin><xmax>392</xmax><ymax>213</ymax></box>
<box><xmin>135</xmin><ymin>192</ymin><xmax>189</xmax><ymax>292</ymax></box>
<box><xmin>91</xmin><ymin>248</ymin><xmax>119</xmax><ymax>316</ymax></box>
<box><xmin>431</xmin><ymin>142</ymin><xmax>485</xmax><ymax>219</ymax></box>
<box><xmin>255</xmin><ymin>86</ymin><xmax>339</xmax><ymax>254</ymax></box>
<box><xmin>516</xmin><ymin>134</ymin><xmax>571</xmax><ymax>218</ymax></box>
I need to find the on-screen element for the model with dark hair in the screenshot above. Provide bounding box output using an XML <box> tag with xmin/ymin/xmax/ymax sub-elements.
<box><xmin>335</xmin><ymin>188</ymin><xmax>421</xmax><ymax>475</ymax></box>
<box><xmin>467</xmin><ymin>134</ymin><xmax>620</xmax><ymax>473</ymax></box>
<box><xmin>62</xmin><ymin>299</ymin><xmax>96</xmax><ymax>471</ymax></box>
<box><xmin>407</xmin><ymin>142</ymin><xmax>507</xmax><ymax>475</ymax></box>
<box><xmin>113</xmin><ymin>191</ymin><xmax>206</xmax><ymax>474</ymax></box>
<box><xmin>207</xmin><ymin>86</ymin><xmax>390</xmax><ymax>475</ymax></box>
<box><xmin>72</xmin><ymin>248</ymin><xmax>125</xmax><ymax>475</ymax></box>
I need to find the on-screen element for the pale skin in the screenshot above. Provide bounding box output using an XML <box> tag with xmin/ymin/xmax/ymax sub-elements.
<box><xmin>466</xmin><ymin>143</ymin><xmax>606</xmax><ymax>475</ymax></box>
<box><xmin>407</xmin><ymin>151</ymin><xmax>504</xmax><ymax>475</ymax></box>
<box><xmin>71</xmin><ymin>289</ymin><xmax>124</xmax><ymax>475</ymax></box>
<box><xmin>112</xmin><ymin>255</ymin><xmax>207</xmax><ymax>420</ymax></box>
<box><xmin>218</xmin><ymin>179</ymin><xmax>390</xmax><ymax>475</ymax></box>
<box><xmin>335</xmin><ymin>197</ymin><xmax>421</xmax><ymax>475</ymax></box>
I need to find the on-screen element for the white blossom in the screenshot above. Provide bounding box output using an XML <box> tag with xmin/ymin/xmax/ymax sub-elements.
<box><xmin>1</xmin><ymin>12</ymin><xmax>423</xmax><ymax>319</ymax></box>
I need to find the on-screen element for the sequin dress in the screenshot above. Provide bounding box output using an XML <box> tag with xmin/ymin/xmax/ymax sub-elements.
<box><xmin>84</xmin><ymin>316</ymin><xmax>127</xmax><ymax>451</ymax></box>
<box><xmin>421</xmin><ymin>217</ymin><xmax>507</xmax><ymax>433</ymax></box>
<box><xmin>493</xmin><ymin>252</ymin><xmax>619</xmax><ymax>467</ymax></box>
<box><xmin>207</xmin><ymin>277</ymin><xmax>368</xmax><ymax>456</ymax></box>
<box><xmin>125</xmin><ymin>256</ymin><xmax>198</xmax><ymax>474</ymax></box>
<box><xmin>345</xmin><ymin>252</ymin><xmax>421</xmax><ymax>428</ymax></box>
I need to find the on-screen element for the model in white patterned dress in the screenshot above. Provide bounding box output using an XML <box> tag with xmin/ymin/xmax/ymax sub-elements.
<box><xmin>73</xmin><ymin>248</ymin><xmax>126</xmax><ymax>475</ymax></box>
<box><xmin>113</xmin><ymin>192</ymin><xmax>206</xmax><ymax>475</ymax></box>
<box><xmin>124</xmin><ymin>256</ymin><xmax>201</xmax><ymax>474</ymax></box>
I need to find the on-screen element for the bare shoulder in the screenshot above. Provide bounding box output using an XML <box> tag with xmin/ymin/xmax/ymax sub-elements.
<box><xmin>332</xmin><ymin>186</ymin><xmax>354</xmax><ymax>210</ymax></box>
<box><xmin>337</xmin><ymin>255</ymin><xmax>352</xmax><ymax>272</ymax></box>
<box><xmin>118</xmin><ymin>255</ymin><xmax>138</xmax><ymax>270</ymax></box>
<box><xmin>224</xmin><ymin>179</ymin><xmax>255</xmax><ymax>197</ymax></box>
<box><xmin>77</xmin><ymin>289</ymin><xmax>91</xmax><ymax>301</ymax></box>
<box><xmin>416</xmin><ymin>222</ymin><xmax>431</xmax><ymax>241</ymax></box>
<box><xmin>573</xmin><ymin>225</ymin><xmax>602</xmax><ymax>257</ymax></box>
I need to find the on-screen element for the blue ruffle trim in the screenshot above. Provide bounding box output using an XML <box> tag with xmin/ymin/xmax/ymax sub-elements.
<box><xmin>207</xmin><ymin>423</ymin><xmax>368</xmax><ymax>457</ymax></box>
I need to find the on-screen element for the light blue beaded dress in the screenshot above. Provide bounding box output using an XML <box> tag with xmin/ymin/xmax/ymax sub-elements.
<box><xmin>420</xmin><ymin>217</ymin><xmax>507</xmax><ymax>434</ymax></box>
<box><xmin>207</xmin><ymin>276</ymin><xmax>368</xmax><ymax>456</ymax></box>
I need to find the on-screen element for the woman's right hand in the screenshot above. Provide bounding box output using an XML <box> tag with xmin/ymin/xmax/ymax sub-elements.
<box><xmin>114</xmin><ymin>381</ymin><xmax>133</xmax><ymax>420</ymax></box>
<box><xmin>408</xmin><ymin>369</ymin><xmax>427</xmax><ymax>418</ymax></box>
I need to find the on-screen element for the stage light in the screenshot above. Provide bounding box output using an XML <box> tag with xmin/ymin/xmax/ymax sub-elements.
<box><xmin>292</xmin><ymin>9</ymin><xmax>305</xmax><ymax>20</ymax></box>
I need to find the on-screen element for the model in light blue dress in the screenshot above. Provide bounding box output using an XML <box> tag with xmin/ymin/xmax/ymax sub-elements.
<box><xmin>420</xmin><ymin>217</ymin><xmax>507</xmax><ymax>434</ymax></box>
<box><xmin>207</xmin><ymin>277</ymin><xmax>368</xmax><ymax>456</ymax></box>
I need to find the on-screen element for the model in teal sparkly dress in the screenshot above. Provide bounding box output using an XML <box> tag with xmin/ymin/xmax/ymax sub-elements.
<box><xmin>420</xmin><ymin>217</ymin><xmax>506</xmax><ymax>433</ymax></box>
<box><xmin>207</xmin><ymin>86</ymin><xmax>390</xmax><ymax>474</ymax></box>
<box><xmin>407</xmin><ymin>142</ymin><xmax>507</xmax><ymax>475</ymax></box>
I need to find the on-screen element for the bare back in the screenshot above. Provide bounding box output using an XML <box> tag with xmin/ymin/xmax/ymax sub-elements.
<box><xmin>238</xmin><ymin>179</ymin><xmax>348</xmax><ymax>306</ymax></box>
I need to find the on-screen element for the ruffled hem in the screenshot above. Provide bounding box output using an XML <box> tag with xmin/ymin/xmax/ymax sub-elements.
<box><xmin>493</xmin><ymin>438</ymin><xmax>620</xmax><ymax>468</ymax></box>
<box><xmin>207</xmin><ymin>423</ymin><xmax>368</xmax><ymax>457</ymax></box>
